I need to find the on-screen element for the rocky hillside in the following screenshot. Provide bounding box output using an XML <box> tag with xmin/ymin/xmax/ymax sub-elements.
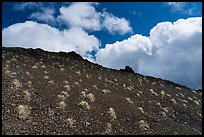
<box><xmin>2</xmin><ymin>47</ymin><xmax>202</xmax><ymax>135</ymax></box>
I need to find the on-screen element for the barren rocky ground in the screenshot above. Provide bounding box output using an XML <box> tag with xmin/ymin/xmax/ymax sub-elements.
<box><xmin>2</xmin><ymin>47</ymin><xmax>202</xmax><ymax>135</ymax></box>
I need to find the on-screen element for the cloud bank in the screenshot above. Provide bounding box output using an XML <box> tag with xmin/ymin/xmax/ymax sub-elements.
<box><xmin>2</xmin><ymin>21</ymin><xmax>100</xmax><ymax>59</ymax></box>
<box><xmin>96</xmin><ymin>17</ymin><xmax>202</xmax><ymax>89</ymax></box>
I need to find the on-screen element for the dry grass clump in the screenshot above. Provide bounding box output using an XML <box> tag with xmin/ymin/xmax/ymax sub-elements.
<box><xmin>17</xmin><ymin>105</ymin><xmax>30</xmax><ymax>120</ymax></box>
<box><xmin>66</xmin><ymin>117</ymin><xmax>76</xmax><ymax>127</ymax></box>
<box><xmin>126</xmin><ymin>98</ymin><xmax>133</xmax><ymax>104</ymax></box>
<box><xmin>58</xmin><ymin>91</ymin><xmax>69</xmax><ymax>101</ymax></box>
<box><xmin>61</xmin><ymin>91</ymin><xmax>69</xmax><ymax>98</ymax></box>
<box><xmin>102</xmin><ymin>89</ymin><xmax>111</xmax><ymax>94</ymax></box>
<box><xmin>194</xmin><ymin>100</ymin><xmax>200</xmax><ymax>105</ymax></box>
<box><xmin>138</xmin><ymin>107</ymin><xmax>144</xmax><ymax>113</ymax></box>
<box><xmin>155</xmin><ymin>102</ymin><xmax>161</xmax><ymax>107</ymax></box>
<box><xmin>76</xmin><ymin>71</ymin><xmax>81</xmax><ymax>75</ymax></box>
<box><xmin>138</xmin><ymin>120</ymin><xmax>150</xmax><ymax>131</ymax></box>
<box><xmin>44</xmin><ymin>76</ymin><xmax>49</xmax><ymax>79</ymax></box>
<box><xmin>150</xmin><ymin>89</ymin><xmax>158</xmax><ymax>96</ymax></box>
<box><xmin>44</xmin><ymin>71</ymin><xmax>48</xmax><ymax>74</ymax></box>
<box><xmin>107</xmin><ymin>107</ymin><xmax>116</xmax><ymax>120</ymax></box>
<box><xmin>63</xmin><ymin>80</ymin><xmax>69</xmax><ymax>84</ymax></box>
<box><xmin>178</xmin><ymin>93</ymin><xmax>184</xmax><ymax>97</ymax></box>
<box><xmin>187</xmin><ymin>97</ymin><xmax>193</xmax><ymax>101</ymax></box>
<box><xmin>60</xmin><ymin>68</ymin><xmax>65</xmax><ymax>71</ymax></box>
<box><xmin>41</xmin><ymin>65</ymin><xmax>46</xmax><ymax>68</ymax></box>
<box><xmin>104</xmin><ymin>122</ymin><xmax>112</xmax><ymax>134</ymax></box>
<box><xmin>176</xmin><ymin>87</ymin><xmax>181</xmax><ymax>90</ymax></box>
<box><xmin>32</xmin><ymin>65</ymin><xmax>38</xmax><ymax>69</ymax></box>
<box><xmin>58</xmin><ymin>94</ymin><xmax>66</xmax><ymax>101</ymax></box>
<box><xmin>78</xmin><ymin>101</ymin><xmax>90</xmax><ymax>110</ymax></box>
<box><xmin>161</xmin><ymin>107</ymin><xmax>169</xmax><ymax>113</ymax></box>
<box><xmin>166</xmin><ymin>94</ymin><xmax>171</xmax><ymax>98</ymax></box>
<box><xmin>48</xmin><ymin>80</ymin><xmax>54</xmax><ymax>84</ymax></box>
<box><xmin>159</xmin><ymin>111</ymin><xmax>167</xmax><ymax>117</ymax></box>
<box><xmin>58</xmin><ymin>101</ymin><xmax>66</xmax><ymax>110</ymax></box>
<box><xmin>161</xmin><ymin>90</ymin><xmax>165</xmax><ymax>98</ymax></box>
<box><xmin>27</xmin><ymin>81</ymin><xmax>32</xmax><ymax>88</ymax></box>
<box><xmin>98</xmin><ymin>76</ymin><xmax>102</xmax><ymax>80</ymax></box>
<box><xmin>191</xmin><ymin>90</ymin><xmax>197</xmax><ymax>94</ymax></box>
<box><xmin>10</xmin><ymin>72</ymin><xmax>17</xmax><ymax>77</ymax></box>
<box><xmin>170</xmin><ymin>98</ymin><xmax>177</xmax><ymax>104</ymax></box>
<box><xmin>182</xmin><ymin>104</ymin><xmax>187</xmax><ymax>107</ymax></box>
<box><xmin>64</xmin><ymin>85</ymin><xmax>71</xmax><ymax>91</ymax></box>
<box><xmin>80</xmin><ymin>91</ymin><xmax>86</xmax><ymax>97</ymax></box>
<box><xmin>85</xmin><ymin>93</ymin><xmax>95</xmax><ymax>102</ymax></box>
<box><xmin>11</xmin><ymin>79</ymin><xmax>22</xmax><ymax>90</ymax></box>
<box><xmin>23</xmin><ymin>90</ymin><xmax>31</xmax><ymax>101</ymax></box>
<box><xmin>4</xmin><ymin>69</ymin><xmax>11</xmax><ymax>75</ymax></box>
<box><xmin>74</xmin><ymin>82</ymin><xmax>80</xmax><ymax>86</ymax></box>
<box><xmin>25</xmin><ymin>71</ymin><xmax>30</xmax><ymax>75</ymax></box>
<box><xmin>48</xmin><ymin>107</ymin><xmax>54</xmax><ymax>116</ymax></box>
<box><xmin>92</xmin><ymin>85</ymin><xmax>98</xmax><ymax>90</ymax></box>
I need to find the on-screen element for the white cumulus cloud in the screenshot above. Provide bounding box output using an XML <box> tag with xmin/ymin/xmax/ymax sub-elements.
<box><xmin>96</xmin><ymin>17</ymin><xmax>202</xmax><ymax>89</ymax></box>
<box><xmin>57</xmin><ymin>2</ymin><xmax>132</xmax><ymax>34</ymax></box>
<box><xmin>2</xmin><ymin>21</ymin><xmax>100</xmax><ymax>58</ymax></box>
<box><xmin>102</xmin><ymin>12</ymin><xmax>133</xmax><ymax>35</ymax></box>
<box><xmin>58</xmin><ymin>2</ymin><xmax>102</xmax><ymax>31</ymax></box>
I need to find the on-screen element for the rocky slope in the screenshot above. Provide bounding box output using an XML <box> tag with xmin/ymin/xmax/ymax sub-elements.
<box><xmin>2</xmin><ymin>47</ymin><xmax>202</xmax><ymax>135</ymax></box>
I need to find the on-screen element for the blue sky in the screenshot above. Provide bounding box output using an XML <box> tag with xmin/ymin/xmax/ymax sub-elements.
<box><xmin>2</xmin><ymin>2</ymin><xmax>202</xmax><ymax>89</ymax></box>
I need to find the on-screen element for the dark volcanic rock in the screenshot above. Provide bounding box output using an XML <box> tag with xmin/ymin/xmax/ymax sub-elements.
<box><xmin>2</xmin><ymin>47</ymin><xmax>202</xmax><ymax>135</ymax></box>
<box><xmin>120</xmin><ymin>66</ymin><xmax>135</xmax><ymax>73</ymax></box>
